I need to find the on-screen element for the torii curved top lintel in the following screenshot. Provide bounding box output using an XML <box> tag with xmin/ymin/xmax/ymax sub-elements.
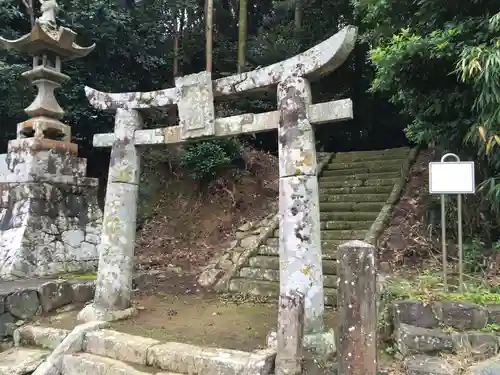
<box><xmin>214</xmin><ymin>25</ymin><xmax>357</xmax><ymax>95</ymax></box>
<box><xmin>85</xmin><ymin>25</ymin><xmax>357</xmax><ymax>111</ymax></box>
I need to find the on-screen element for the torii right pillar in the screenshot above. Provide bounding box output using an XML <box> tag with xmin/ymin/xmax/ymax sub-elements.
<box><xmin>277</xmin><ymin>76</ymin><xmax>335</xmax><ymax>355</ymax></box>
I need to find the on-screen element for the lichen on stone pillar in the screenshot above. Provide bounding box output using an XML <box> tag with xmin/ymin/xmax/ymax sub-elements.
<box><xmin>277</xmin><ymin>76</ymin><xmax>325</xmax><ymax>335</ymax></box>
<box><xmin>78</xmin><ymin>108</ymin><xmax>142</xmax><ymax>322</ymax></box>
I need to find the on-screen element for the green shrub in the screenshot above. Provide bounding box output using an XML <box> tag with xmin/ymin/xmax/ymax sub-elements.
<box><xmin>180</xmin><ymin>138</ymin><xmax>243</xmax><ymax>182</ymax></box>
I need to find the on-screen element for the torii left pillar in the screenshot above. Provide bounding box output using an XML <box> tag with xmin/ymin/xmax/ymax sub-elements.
<box><xmin>78</xmin><ymin>108</ymin><xmax>142</xmax><ymax>322</ymax></box>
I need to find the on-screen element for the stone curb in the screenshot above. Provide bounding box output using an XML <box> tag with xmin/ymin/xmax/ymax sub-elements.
<box><xmin>59</xmin><ymin>328</ymin><xmax>276</xmax><ymax>375</ymax></box>
<box><xmin>32</xmin><ymin>321</ymin><xmax>108</xmax><ymax>375</ymax></box>
<box><xmin>364</xmin><ymin>146</ymin><xmax>420</xmax><ymax>245</ymax></box>
<box><xmin>14</xmin><ymin>325</ymin><xmax>70</xmax><ymax>350</ymax></box>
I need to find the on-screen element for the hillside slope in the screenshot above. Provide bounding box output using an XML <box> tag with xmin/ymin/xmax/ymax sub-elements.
<box><xmin>134</xmin><ymin>148</ymin><xmax>279</xmax><ymax>274</ymax></box>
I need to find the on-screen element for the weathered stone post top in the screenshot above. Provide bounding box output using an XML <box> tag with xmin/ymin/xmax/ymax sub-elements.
<box><xmin>0</xmin><ymin>0</ymin><xmax>95</xmax><ymax>153</ymax></box>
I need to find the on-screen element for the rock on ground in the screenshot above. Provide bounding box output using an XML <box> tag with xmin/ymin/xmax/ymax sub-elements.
<box><xmin>0</xmin><ymin>347</ymin><xmax>50</xmax><ymax>375</ymax></box>
<box><xmin>465</xmin><ymin>355</ymin><xmax>500</xmax><ymax>375</ymax></box>
<box><xmin>404</xmin><ymin>355</ymin><xmax>453</xmax><ymax>375</ymax></box>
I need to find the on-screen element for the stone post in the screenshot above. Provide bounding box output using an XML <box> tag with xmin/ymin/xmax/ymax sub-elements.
<box><xmin>275</xmin><ymin>290</ymin><xmax>305</xmax><ymax>375</ymax></box>
<box><xmin>78</xmin><ymin>108</ymin><xmax>142</xmax><ymax>322</ymax></box>
<box><xmin>337</xmin><ymin>240</ymin><xmax>377</xmax><ymax>375</ymax></box>
<box><xmin>277</xmin><ymin>76</ymin><xmax>324</xmax><ymax>334</ymax></box>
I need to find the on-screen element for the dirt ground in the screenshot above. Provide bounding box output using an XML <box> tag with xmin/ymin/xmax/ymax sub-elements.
<box><xmin>39</xmin><ymin>276</ymin><xmax>337</xmax><ymax>352</ymax></box>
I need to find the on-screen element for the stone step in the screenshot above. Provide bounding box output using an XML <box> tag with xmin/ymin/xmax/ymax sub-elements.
<box><xmin>80</xmin><ymin>329</ymin><xmax>275</xmax><ymax>375</ymax></box>
<box><xmin>239</xmin><ymin>267</ymin><xmax>337</xmax><ymax>287</ymax></box>
<box><xmin>0</xmin><ymin>347</ymin><xmax>50</xmax><ymax>375</ymax></box>
<box><xmin>325</xmin><ymin>159</ymin><xmax>404</xmax><ymax>171</ymax></box>
<box><xmin>319</xmin><ymin>177</ymin><xmax>399</xmax><ymax>189</ymax></box>
<box><xmin>228</xmin><ymin>279</ymin><xmax>338</xmax><ymax>306</ymax></box>
<box><xmin>321</xmin><ymin>230</ymin><xmax>367</xmax><ymax>240</ymax></box>
<box><xmin>321</xmin><ymin>240</ymin><xmax>347</xmax><ymax>251</ymax></box>
<box><xmin>257</xmin><ymin>245</ymin><xmax>339</xmax><ymax>260</ymax></box>
<box><xmin>320</xmin><ymin>171</ymin><xmax>400</xmax><ymax>181</ymax></box>
<box><xmin>320</xmin><ymin>211</ymin><xmax>378</xmax><ymax>221</ymax></box>
<box><xmin>266</xmin><ymin>236</ymin><xmax>365</xmax><ymax>248</ymax></box>
<box><xmin>270</xmin><ymin>221</ymin><xmax>372</xmax><ymax>237</ymax></box>
<box><xmin>248</xmin><ymin>256</ymin><xmax>337</xmax><ymax>275</ymax></box>
<box><xmin>322</xmin><ymin>165</ymin><xmax>401</xmax><ymax>176</ymax></box>
<box><xmin>333</xmin><ymin>147</ymin><xmax>410</xmax><ymax>161</ymax></box>
<box><xmin>319</xmin><ymin>193</ymin><xmax>389</xmax><ymax>203</ymax></box>
<box><xmin>321</xmin><ymin>220</ymin><xmax>372</xmax><ymax>230</ymax></box>
<box><xmin>319</xmin><ymin>185</ymin><xmax>393</xmax><ymax>195</ymax></box>
<box><xmin>62</xmin><ymin>353</ymin><xmax>157</xmax><ymax>375</ymax></box>
<box><xmin>320</xmin><ymin>202</ymin><xmax>384</xmax><ymax>212</ymax></box>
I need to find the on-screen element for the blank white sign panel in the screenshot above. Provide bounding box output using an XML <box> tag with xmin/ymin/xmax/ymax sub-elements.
<box><xmin>429</xmin><ymin>161</ymin><xmax>475</xmax><ymax>194</ymax></box>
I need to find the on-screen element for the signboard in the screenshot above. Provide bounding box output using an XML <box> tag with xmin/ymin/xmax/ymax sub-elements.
<box><xmin>429</xmin><ymin>161</ymin><xmax>475</xmax><ymax>194</ymax></box>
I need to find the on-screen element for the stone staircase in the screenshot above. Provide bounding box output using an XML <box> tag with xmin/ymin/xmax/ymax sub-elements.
<box><xmin>228</xmin><ymin>147</ymin><xmax>412</xmax><ymax>306</ymax></box>
<box><xmin>2</xmin><ymin>324</ymin><xmax>275</xmax><ymax>375</ymax></box>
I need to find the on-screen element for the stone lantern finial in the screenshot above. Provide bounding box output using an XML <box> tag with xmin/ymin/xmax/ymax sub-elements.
<box><xmin>38</xmin><ymin>0</ymin><xmax>59</xmax><ymax>29</ymax></box>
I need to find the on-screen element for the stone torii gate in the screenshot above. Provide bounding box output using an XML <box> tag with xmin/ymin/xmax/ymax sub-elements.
<box><xmin>78</xmin><ymin>26</ymin><xmax>357</xmax><ymax>338</ymax></box>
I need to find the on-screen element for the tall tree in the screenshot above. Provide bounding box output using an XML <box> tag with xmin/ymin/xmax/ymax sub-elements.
<box><xmin>237</xmin><ymin>0</ymin><xmax>247</xmax><ymax>72</ymax></box>
<box><xmin>294</xmin><ymin>0</ymin><xmax>301</xmax><ymax>32</ymax></box>
<box><xmin>205</xmin><ymin>0</ymin><xmax>213</xmax><ymax>71</ymax></box>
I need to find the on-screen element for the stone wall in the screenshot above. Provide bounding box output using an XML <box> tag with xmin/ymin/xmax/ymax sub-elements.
<box><xmin>0</xmin><ymin>180</ymin><xmax>101</xmax><ymax>278</ymax></box>
<box><xmin>0</xmin><ymin>272</ymin><xmax>158</xmax><ymax>342</ymax></box>
<box><xmin>0</xmin><ymin>279</ymin><xmax>94</xmax><ymax>340</ymax></box>
<box><xmin>384</xmin><ymin>299</ymin><xmax>500</xmax><ymax>374</ymax></box>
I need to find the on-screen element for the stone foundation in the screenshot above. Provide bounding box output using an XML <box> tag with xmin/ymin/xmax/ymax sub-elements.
<box><xmin>0</xmin><ymin>139</ymin><xmax>102</xmax><ymax>279</ymax></box>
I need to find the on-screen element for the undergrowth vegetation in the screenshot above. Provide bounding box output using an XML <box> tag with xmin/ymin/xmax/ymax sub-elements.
<box><xmin>180</xmin><ymin>138</ymin><xmax>243</xmax><ymax>182</ymax></box>
<box><xmin>357</xmin><ymin>0</ymin><xmax>500</xmax><ymax>265</ymax></box>
<box><xmin>381</xmin><ymin>271</ymin><xmax>500</xmax><ymax>306</ymax></box>
<box><xmin>136</xmin><ymin>137</ymin><xmax>277</xmax><ymax>225</ymax></box>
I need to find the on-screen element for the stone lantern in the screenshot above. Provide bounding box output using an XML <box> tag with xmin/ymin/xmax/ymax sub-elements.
<box><xmin>0</xmin><ymin>0</ymin><xmax>95</xmax><ymax>145</ymax></box>
<box><xmin>0</xmin><ymin>1</ymin><xmax>103</xmax><ymax>280</ymax></box>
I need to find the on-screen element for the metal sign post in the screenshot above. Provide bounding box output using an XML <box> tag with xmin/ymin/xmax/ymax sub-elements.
<box><xmin>429</xmin><ymin>153</ymin><xmax>475</xmax><ymax>291</ymax></box>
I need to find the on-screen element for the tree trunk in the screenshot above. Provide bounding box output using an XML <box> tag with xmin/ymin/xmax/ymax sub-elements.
<box><xmin>205</xmin><ymin>0</ymin><xmax>214</xmax><ymax>72</ymax></box>
<box><xmin>22</xmin><ymin>0</ymin><xmax>35</xmax><ymax>27</ymax></box>
<box><xmin>294</xmin><ymin>0</ymin><xmax>302</xmax><ymax>33</ymax></box>
<box><xmin>237</xmin><ymin>0</ymin><xmax>248</xmax><ymax>73</ymax></box>
<box><xmin>173</xmin><ymin>9</ymin><xmax>180</xmax><ymax>80</ymax></box>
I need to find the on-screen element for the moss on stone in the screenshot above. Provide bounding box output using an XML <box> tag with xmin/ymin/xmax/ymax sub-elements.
<box><xmin>60</xmin><ymin>272</ymin><xmax>97</xmax><ymax>279</ymax></box>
